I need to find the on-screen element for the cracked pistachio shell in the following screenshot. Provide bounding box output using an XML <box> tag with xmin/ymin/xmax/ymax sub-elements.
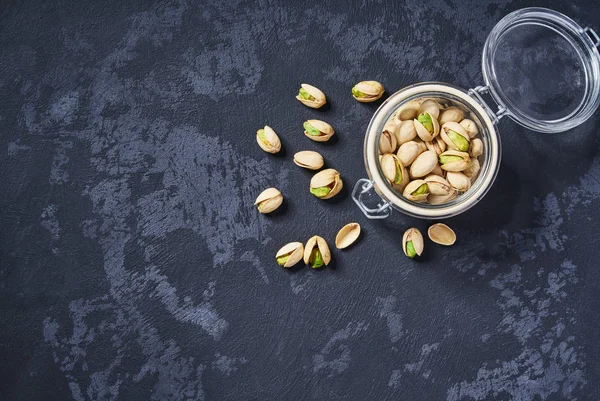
<box><xmin>428</xmin><ymin>189</ymin><xmax>457</xmax><ymax>205</ymax></box>
<box><xmin>439</xmin><ymin>150</ymin><xmax>470</xmax><ymax>172</ymax></box>
<box><xmin>381</xmin><ymin>154</ymin><xmax>408</xmax><ymax>187</ymax></box>
<box><xmin>310</xmin><ymin>168</ymin><xmax>343</xmax><ymax>199</ymax></box>
<box><xmin>294</xmin><ymin>151</ymin><xmax>324</xmax><ymax>170</ymax></box>
<box><xmin>463</xmin><ymin>158</ymin><xmax>481</xmax><ymax>180</ymax></box>
<box><xmin>419</xmin><ymin>99</ymin><xmax>441</xmax><ymax>119</ymax></box>
<box><xmin>410</xmin><ymin>150</ymin><xmax>438</xmax><ymax>178</ymax></box>
<box><xmin>428</xmin><ymin>223</ymin><xmax>456</xmax><ymax>246</ymax></box>
<box><xmin>256</xmin><ymin>126</ymin><xmax>281</xmax><ymax>154</ymax></box>
<box><xmin>440</xmin><ymin>122</ymin><xmax>470</xmax><ymax>152</ymax></box>
<box><xmin>424</xmin><ymin>174</ymin><xmax>452</xmax><ymax>196</ymax></box>
<box><xmin>296</xmin><ymin>83</ymin><xmax>326</xmax><ymax>108</ymax></box>
<box><xmin>425</xmin><ymin>136</ymin><xmax>447</xmax><ymax>156</ymax></box>
<box><xmin>446</xmin><ymin>171</ymin><xmax>471</xmax><ymax>192</ymax></box>
<box><xmin>403</xmin><ymin>179</ymin><xmax>429</xmax><ymax>202</ymax></box>
<box><xmin>469</xmin><ymin>138</ymin><xmax>483</xmax><ymax>158</ymax></box>
<box><xmin>402</xmin><ymin>228</ymin><xmax>424</xmax><ymax>258</ymax></box>
<box><xmin>460</xmin><ymin>119</ymin><xmax>479</xmax><ymax>138</ymax></box>
<box><xmin>394</xmin><ymin>120</ymin><xmax>417</xmax><ymax>145</ymax></box>
<box><xmin>352</xmin><ymin>81</ymin><xmax>384</xmax><ymax>102</ymax></box>
<box><xmin>255</xmin><ymin>187</ymin><xmax>283</xmax><ymax>213</ymax></box>
<box><xmin>335</xmin><ymin>222</ymin><xmax>361</xmax><ymax>249</ymax></box>
<box><xmin>396</xmin><ymin>100</ymin><xmax>422</xmax><ymax>120</ymax></box>
<box><xmin>439</xmin><ymin>107</ymin><xmax>465</xmax><ymax>125</ymax></box>
<box><xmin>276</xmin><ymin>242</ymin><xmax>304</xmax><ymax>268</ymax></box>
<box><xmin>414</xmin><ymin>112</ymin><xmax>440</xmax><ymax>141</ymax></box>
<box><xmin>303</xmin><ymin>235</ymin><xmax>331</xmax><ymax>268</ymax></box>
<box><xmin>304</xmin><ymin>119</ymin><xmax>334</xmax><ymax>142</ymax></box>
<box><xmin>379</xmin><ymin>128</ymin><xmax>398</xmax><ymax>154</ymax></box>
<box><xmin>397</xmin><ymin>141</ymin><xmax>423</xmax><ymax>166</ymax></box>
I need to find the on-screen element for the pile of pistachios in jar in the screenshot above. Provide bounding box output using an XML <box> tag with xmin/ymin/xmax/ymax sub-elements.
<box><xmin>379</xmin><ymin>98</ymin><xmax>484</xmax><ymax>204</ymax></box>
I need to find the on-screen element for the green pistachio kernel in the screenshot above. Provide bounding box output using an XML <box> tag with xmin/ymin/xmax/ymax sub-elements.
<box><xmin>447</xmin><ymin>130</ymin><xmax>469</xmax><ymax>151</ymax></box>
<box><xmin>277</xmin><ymin>255</ymin><xmax>289</xmax><ymax>266</ymax></box>
<box><xmin>411</xmin><ymin>183</ymin><xmax>428</xmax><ymax>196</ymax></box>
<box><xmin>309</xmin><ymin>248</ymin><xmax>324</xmax><ymax>268</ymax></box>
<box><xmin>257</xmin><ymin>129</ymin><xmax>270</xmax><ymax>146</ymax></box>
<box><xmin>417</xmin><ymin>113</ymin><xmax>433</xmax><ymax>133</ymax></box>
<box><xmin>310</xmin><ymin>186</ymin><xmax>331</xmax><ymax>198</ymax></box>
<box><xmin>405</xmin><ymin>241</ymin><xmax>417</xmax><ymax>258</ymax></box>
<box><xmin>299</xmin><ymin>87</ymin><xmax>315</xmax><ymax>100</ymax></box>
<box><xmin>303</xmin><ymin>122</ymin><xmax>321</xmax><ymax>136</ymax></box>
<box><xmin>352</xmin><ymin>87</ymin><xmax>367</xmax><ymax>98</ymax></box>
<box><xmin>439</xmin><ymin>155</ymin><xmax>464</xmax><ymax>164</ymax></box>
<box><xmin>394</xmin><ymin>162</ymin><xmax>403</xmax><ymax>185</ymax></box>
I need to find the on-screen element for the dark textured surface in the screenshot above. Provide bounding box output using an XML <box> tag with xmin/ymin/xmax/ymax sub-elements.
<box><xmin>1</xmin><ymin>1</ymin><xmax>600</xmax><ymax>400</ymax></box>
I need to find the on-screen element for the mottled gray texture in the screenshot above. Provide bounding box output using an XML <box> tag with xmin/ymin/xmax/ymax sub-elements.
<box><xmin>1</xmin><ymin>0</ymin><xmax>600</xmax><ymax>400</ymax></box>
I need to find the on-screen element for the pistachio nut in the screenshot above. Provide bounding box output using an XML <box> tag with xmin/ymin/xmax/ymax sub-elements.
<box><xmin>294</xmin><ymin>150</ymin><xmax>324</xmax><ymax>170</ymax></box>
<box><xmin>395</xmin><ymin>120</ymin><xmax>417</xmax><ymax>145</ymax></box>
<box><xmin>431</xmin><ymin>163</ymin><xmax>444</xmax><ymax>178</ymax></box>
<box><xmin>352</xmin><ymin>81</ymin><xmax>384</xmax><ymax>102</ymax></box>
<box><xmin>379</xmin><ymin>128</ymin><xmax>398</xmax><ymax>154</ymax></box>
<box><xmin>440</xmin><ymin>122</ymin><xmax>470</xmax><ymax>152</ymax></box>
<box><xmin>310</xmin><ymin>168</ymin><xmax>343</xmax><ymax>199</ymax></box>
<box><xmin>296</xmin><ymin>83</ymin><xmax>326</xmax><ymax>108</ymax></box>
<box><xmin>469</xmin><ymin>138</ymin><xmax>483</xmax><ymax>158</ymax></box>
<box><xmin>397</xmin><ymin>141</ymin><xmax>423</xmax><ymax>166</ymax></box>
<box><xmin>419</xmin><ymin>99</ymin><xmax>441</xmax><ymax>119</ymax></box>
<box><xmin>303</xmin><ymin>235</ymin><xmax>331</xmax><ymax>268</ymax></box>
<box><xmin>255</xmin><ymin>187</ymin><xmax>283</xmax><ymax>214</ymax></box>
<box><xmin>410</xmin><ymin>150</ymin><xmax>438</xmax><ymax>178</ymax></box>
<box><xmin>402</xmin><ymin>228</ymin><xmax>424</xmax><ymax>258</ymax></box>
<box><xmin>415</xmin><ymin>140</ymin><xmax>428</xmax><ymax>153</ymax></box>
<box><xmin>446</xmin><ymin>171</ymin><xmax>471</xmax><ymax>192</ymax></box>
<box><xmin>381</xmin><ymin>154</ymin><xmax>408</xmax><ymax>187</ymax></box>
<box><xmin>463</xmin><ymin>158</ymin><xmax>480</xmax><ymax>180</ymax></box>
<box><xmin>428</xmin><ymin>189</ymin><xmax>457</xmax><ymax>205</ymax></box>
<box><xmin>256</xmin><ymin>126</ymin><xmax>281</xmax><ymax>154</ymax></box>
<box><xmin>414</xmin><ymin>112</ymin><xmax>440</xmax><ymax>141</ymax></box>
<box><xmin>335</xmin><ymin>222</ymin><xmax>361</xmax><ymax>249</ymax></box>
<box><xmin>428</xmin><ymin>223</ymin><xmax>456</xmax><ymax>246</ymax></box>
<box><xmin>425</xmin><ymin>136</ymin><xmax>447</xmax><ymax>156</ymax></box>
<box><xmin>304</xmin><ymin>119</ymin><xmax>334</xmax><ymax>142</ymax></box>
<box><xmin>396</xmin><ymin>100</ymin><xmax>421</xmax><ymax>120</ymax></box>
<box><xmin>438</xmin><ymin>107</ymin><xmax>465</xmax><ymax>125</ymax></box>
<box><xmin>439</xmin><ymin>150</ymin><xmax>470</xmax><ymax>172</ymax></box>
<box><xmin>424</xmin><ymin>174</ymin><xmax>452</xmax><ymax>196</ymax></box>
<box><xmin>460</xmin><ymin>119</ymin><xmax>479</xmax><ymax>138</ymax></box>
<box><xmin>276</xmin><ymin>242</ymin><xmax>305</xmax><ymax>268</ymax></box>
<box><xmin>403</xmin><ymin>180</ymin><xmax>429</xmax><ymax>202</ymax></box>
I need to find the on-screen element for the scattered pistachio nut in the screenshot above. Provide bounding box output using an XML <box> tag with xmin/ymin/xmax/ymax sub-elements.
<box><xmin>303</xmin><ymin>235</ymin><xmax>331</xmax><ymax>268</ymax></box>
<box><xmin>428</xmin><ymin>223</ymin><xmax>456</xmax><ymax>246</ymax></box>
<box><xmin>381</xmin><ymin>154</ymin><xmax>408</xmax><ymax>187</ymax></box>
<box><xmin>440</xmin><ymin>122</ymin><xmax>470</xmax><ymax>152</ymax></box>
<box><xmin>424</xmin><ymin>174</ymin><xmax>452</xmax><ymax>196</ymax></box>
<box><xmin>335</xmin><ymin>222</ymin><xmax>361</xmax><ymax>249</ymax></box>
<box><xmin>304</xmin><ymin>119</ymin><xmax>334</xmax><ymax>142</ymax></box>
<box><xmin>439</xmin><ymin>150</ymin><xmax>470</xmax><ymax>172</ymax></box>
<box><xmin>310</xmin><ymin>168</ymin><xmax>343</xmax><ymax>199</ymax></box>
<box><xmin>395</xmin><ymin>120</ymin><xmax>417</xmax><ymax>145</ymax></box>
<box><xmin>255</xmin><ymin>188</ymin><xmax>283</xmax><ymax>214</ymax></box>
<box><xmin>409</xmin><ymin>150</ymin><xmax>438</xmax><ymax>178</ymax></box>
<box><xmin>276</xmin><ymin>242</ymin><xmax>304</xmax><ymax>267</ymax></box>
<box><xmin>439</xmin><ymin>107</ymin><xmax>465</xmax><ymax>125</ymax></box>
<box><xmin>414</xmin><ymin>112</ymin><xmax>440</xmax><ymax>141</ymax></box>
<box><xmin>352</xmin><ymin>81</ymin><xmax>384</xmax><ymax>102</ymax></box>
<box><xmin>256</xmin><ymin>125</ymin><xmax>281</xmax><ymax>154</ymax></box>
<box><xmin>296</xmin><ymin>83</ymin><xmax>326</xmax><ymax>108</ymax></box>
<box><xmin>294</xmin><ymin>151</ymin><xmax>324</xmax><ymax>170</ymax></box>
<box><xmin>397</xmin><ymin>141</ymin><xmax>423</xmax><ymax>167</ymax></box>
<box><xmin>403</xmin><ymin>180</ymin><xmax>429</xmax><ymax>202</ymax></box>
<box><xmin>419</xmin><ymin>99</ymin><xmax>441</xmax><ymax>119</ymax></box>
<box><xmin>446</xmin><ymin>171</ymin><xmax>472</xmax><ymax>192</ymax></box>
<box><xmin>469</xmin><ymin>138</ymin><xmax>483</xmax><ymax>158</ymax></box>
<box><xmin>460</xmin><ymin>119</ymin><xmax>479</xmax><ymax>138</ymax></box>
<box><xmin>402</xmin><ymin>228</ymin><xmax>424</xmax><ymax>258</ymax></box>
<box><xmin>379</xmin><ymin>128</ymin><xmax>398</xmax><ymax>154</ymax></box>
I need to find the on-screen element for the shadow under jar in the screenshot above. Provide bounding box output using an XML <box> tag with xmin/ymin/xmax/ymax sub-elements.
<box><xmin>352</xmin><ymin>7</ymin><xmax>600</xmax><ymax>220</ymax></box>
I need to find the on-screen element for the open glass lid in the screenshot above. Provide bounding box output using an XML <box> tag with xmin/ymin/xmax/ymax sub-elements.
<box><xmin>481</xmin><ymin>8</ymin><xmax>600</xmax><ymax>133</ymax></box>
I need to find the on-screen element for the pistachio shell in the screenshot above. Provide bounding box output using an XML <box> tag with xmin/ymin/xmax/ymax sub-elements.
<box><xmin>276</xmin><ymin>242</ymin><xmax>305</xmax><ymax>267</ymax></box>
<box><xmin>414</xmin><ymin>112</ymin><xmax>440</xmax><ymax>141</ymax></box>
<box><xmin>397</xmin><ymin>141</ymin><xmax>423</xmax><ymax>166</ymax></box>
<box><xmin>294</xmin><ymin>151</ymin><xmax>324</xmax><ymax>170</ymax></box>
<box><xmin>310</xmin><ymin>168</ymin><xmax>342</xmax><ymax>199</ymax></box>
<box><xmin>410</xmin><ymin>150</ymin><xmax>438</xmax><ymax>178</ymax></box>
<box><xmin>403</xmin><ymin>179</ymin><xmax>429</xmax><ymax>202</ymax></box>
<box><xmin>428</xmin><ymin>189</ymin><xmax>458</xmax><ymax>205</ymax></box>
<box><xmin>352</xmin><ymin>81</ymin><xmax>384</xmax><ymax>102</ymax></box>
<box><xmin>381</xmin><ymin>154</ymin><xmax>408</xmax><ymax>186</ymax></box>
<box><xmin>256</xmin><ymin>126</ymin><xmax>281</xmax><ymax>154</ymax></box>
<box><xmin>439</xmin><ymin>150</ymin><xmax>470</xmax><ymax>172</ymax></box>
<box><xmin>463</xmin><ymin>158</ymin><xmax>481</xmax><ymax>180</ymax></box>
<box><xmin>335</xmin><ymin>222</ymin><xmax>361</xmax><ymax>249</ymax></box>
<box><xmin>431</xmin><ymin>163</ymin><xmax>444</xmax><ymax>177</ymax></box>
<box><xmin>460</xmin><ymin>119</ymin><xmax>479</xmax><ymax>138</ymax></box>
<box><xmin>428</xmin><ymin>223</ymin><xmax>456</xmax><ymax>246</ymax></box>
<box><xmin>419</xmin><ymin>99</ymin><xmax>441</xmax><ymax>119</ymax></box>
<box><xmin>469</xmin><ymin>138</ymin><xmax>483</xmax><ymax>158</ymax></box>
<box><xmin>303</xmin><ymin>235</ymin><xmax>331</xmax><ymax>268</ymax></box>
<box><xmin>379</xmin><ymin>129</ymin><xmax>397</xmax><ymax>154</ymax></box>
<box><xmin>415</xmin><ymin>140</ymin><xmax>428</xmax><ymax>153</ymax></box>
<box><xmin>304</xmin><ymin>119</ymin><xmax>334</xmax><ymax>142</ymax></box>
<box><xmin>425</xmin><ymin>136</ymin><xmax>447</xmax><ymax>156</ymax></box>
<box><xmin>402</xmin><ymin>228</ymin><xmax>424</xmax><ymax>258</ymax></box>
<box><xmin>446</xmin><ymin>171</ymin><xmax>471</xmax><ymax>192</ymax></box>
<box><xmin>296</xmin><ymin>83</ymin><xmax>326</xmax><ymax>108</ymax></box>
<box><xmin>255</xmin><ymin>187</ymin><xmax>283</xmax><ymax>213</ymax></box>
<box><xmin>439</xmin><ymin>107</ymin><xmax>465</xmax><ymax>125</ymax></box>
<box><xmin>424</xmin><ymin>174</ymin><xmax>452</xmax><ymax>196</ymax></box>
<box><xmin>440</xmin><ymin>122</ymin><xmax>470</xmax><ymax>151</ymax></box>
<box><xmin>395</xmin><ymin>120</ymin><xmax>417</xmax><ymax>144</ymax></box>
<box><xmin>396</xmin><ymin>100</ymin><xmax>421</xmax><ymax>120</ymax></box>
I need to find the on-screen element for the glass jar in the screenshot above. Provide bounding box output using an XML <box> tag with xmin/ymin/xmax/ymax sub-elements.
<box><xmin>352</xmin><ymin>7</ymin><xmax>600</xmax><ymax>220</ymax></box>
